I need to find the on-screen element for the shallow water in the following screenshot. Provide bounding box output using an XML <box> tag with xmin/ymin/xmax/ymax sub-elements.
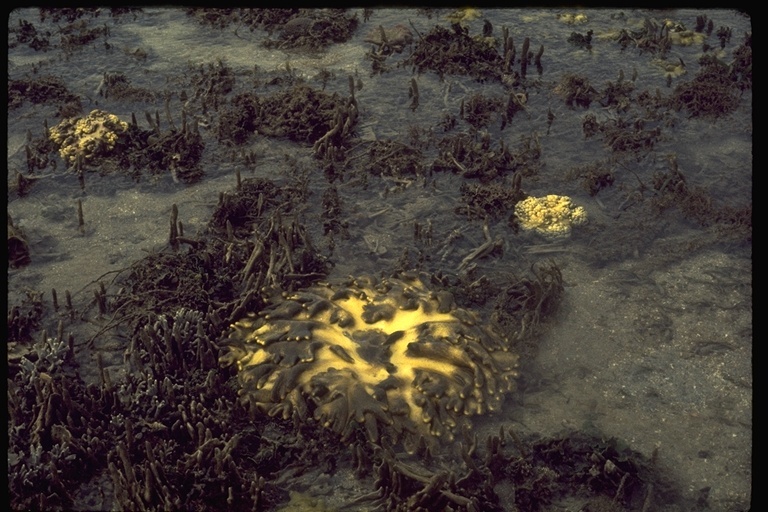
<box><xmin>8</xmin><ymin>7</ymin><xmax>751</xmax><ymax>511</ymax></box>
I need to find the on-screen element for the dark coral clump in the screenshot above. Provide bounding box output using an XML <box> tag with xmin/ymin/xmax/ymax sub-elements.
<box><xmin>8</xmin><ymin>75</ymin><xmax>80</xmax><ymax>110</ymax></box>
<box><xmin>457</xmin><ymin>177</ymin><xmax>526</xmax><ymax>220</ymax></box>
<box><xmin>670</xmin><ymin>53</ymin><xmax>743</xmax><ymax>117</ymax></box>
<box><xmin>217</xmin><ymin>85</ymin><xmax>357</xmax><ymax>152</ymax></box>
<box><xmin>186</xmin><ymin>8</ymin><xmax>359</xmax><ymax>50</ymax></box>
<box><xmin>492</xmin><ymin>261</ymin><xmax>564</xmax><ymax>353</ymax></box>
<box><xmin>366</xmin><ymin>140</ymin><xmax>424</xmax><ymax>178</ymax></box>
<box><xmin>433</xmin><ymin>132</ymin><xmax>541</xmax><ymax>182</ymax></box>
<box><xmin>263</xmin><ymin>10</ymin><xmax>359</xmax><ymax>50</ymax></box>
<box><xmin>494</xmin><ymin>430</ymin><xmax>679</xmax><ymax>511</ymax></box>
<box><xmin>406</xmin><ymin>24</ymin><xmax>506</xmax><ymax>82</ymax></box>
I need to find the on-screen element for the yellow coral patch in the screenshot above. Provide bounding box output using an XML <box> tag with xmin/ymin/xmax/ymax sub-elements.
<box><xmin>514</xmin><ymin>194</ymin><xmax>588</xmax><ymax>238</ymax></box>
<box><xmin>222</xmin><ymin>274</ymin><xmax>518</xmax><ymax>451</ymax></box>
<box><xmin>557</xmin><ymin>13</ymin><xmax>588</xmax><ymax>25</ymax></box>
<box><xmin>48</xmin><ymin>109</ymin><xmax>128</xmax><ymax>166</ymax></box>
<box><xmin>445</xmin><ymin>8</ymin><xmax>481</xmax><ymax>25</ymax></box>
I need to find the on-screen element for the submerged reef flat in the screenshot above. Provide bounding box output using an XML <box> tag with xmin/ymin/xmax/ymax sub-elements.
<box><xmin>8</xmin><ymin>7</ymin><xmax>751</xmax><ymax>511</ymax></box>
<box><xmin>221</xmin><ymin>273</ymin><xmax>518</xmax><ymax>453</ymax></box>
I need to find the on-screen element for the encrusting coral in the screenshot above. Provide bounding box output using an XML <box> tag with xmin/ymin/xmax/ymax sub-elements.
<box><xmin>220</xmin><ymin>273</ymin><xmax>518</xmax><ymax>452</ymax></box>
<box><xmin>48</xmin><ymin>109</ymin><xmax>128</xmax><ymax>166</ymax></box>
<box><xmin>514</xmin><ymin>194</ymin><xmax>588</xmax><ymax>238</ymax></box>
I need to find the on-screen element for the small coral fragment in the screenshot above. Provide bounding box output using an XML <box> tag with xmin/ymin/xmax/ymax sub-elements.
<box><xmin>514</xmin><ymin>194</ymin><xmax>588</xmax><ymax>238</ymax></box>
<box><xmin>221</xmin><ymin>274</ymin><xmax>518</xmax><ymax>451</ymax></box>
<box><xmin>48</xmin><ymin>109</ymin><xmax>128</xmax><ymax>166</ymax></box>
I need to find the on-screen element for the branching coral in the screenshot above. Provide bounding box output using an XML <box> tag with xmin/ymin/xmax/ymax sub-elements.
<box><xmin>48</xmin><ymin>109</ymin><xmax>128</xmax><ymax>166</ymax></box>
<box><xmin>514</xmin><ymin>194</ymin><xmax>588</xmax><ymax>238</ymax></box>
<box><xmin>221</xmin><ymin>273</ymin><xmax>518</xmax><ymax>452</ymax></box>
